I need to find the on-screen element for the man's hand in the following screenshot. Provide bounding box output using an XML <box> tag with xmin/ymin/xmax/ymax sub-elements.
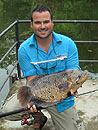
<box><xmin>70</xmin><ymin>89</ymin><xmax>78</xmax><ymax>98</ymax></box>
<box><xmin>26</xmin><ymin>104</ymin><xmax>47</xmax><ymax>129</ymax></box>
<box><xmin>27</xmin><ymin>104</ymin><xmax>37</xmax><ymax>113</ymax></box>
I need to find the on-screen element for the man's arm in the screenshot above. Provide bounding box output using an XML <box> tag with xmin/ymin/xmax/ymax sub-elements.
<box><xmin>26</xmin><ymin>75</ymin><xmax>38</xmax><ymax>83</ymax></box>
<box><xmin>26</xmin><ymin>75</ymin><xmax>38</xmax><ymax>112</ymax></box>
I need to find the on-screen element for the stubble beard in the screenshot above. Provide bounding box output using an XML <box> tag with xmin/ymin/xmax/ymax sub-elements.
<box><xmin>34</xmin><ymin>30</ymin><xmax>53</xmax><ymax>39</ymax></box>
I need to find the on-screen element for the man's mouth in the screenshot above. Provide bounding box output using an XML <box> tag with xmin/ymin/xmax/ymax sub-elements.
<box><xmin>39</xmin><ymin>29</ymin><xmax>48</xmax><ymax>33</ymax></box>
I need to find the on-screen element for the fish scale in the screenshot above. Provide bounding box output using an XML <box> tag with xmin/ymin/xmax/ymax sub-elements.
<box><xmin>29</xmin><ymin>74</ymin><xmax>68</xmax><ymax>102</ymax></box>
<box><xmin>34</xmin><ymin>87</ymin><xmax>67</xmax><ymax>102</ymax></box>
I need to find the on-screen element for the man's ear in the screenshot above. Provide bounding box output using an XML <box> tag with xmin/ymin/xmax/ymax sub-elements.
<box><xmin>30</xmin><ymin>22</ymin><xmax>33</xmax><ymax>28</ymax></box>
<box><xmin>52</xmin><ymin>20</ymin><xmax>54</xmax><ymax>26</ymax></box>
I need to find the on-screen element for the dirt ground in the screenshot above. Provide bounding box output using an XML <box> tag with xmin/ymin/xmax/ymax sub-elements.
<box><xmin>0</xmin><ymin>79</ymin><xmax>98</xmax><ymax>130</ymax></box>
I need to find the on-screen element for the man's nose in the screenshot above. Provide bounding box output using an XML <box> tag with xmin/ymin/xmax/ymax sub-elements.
<box><xmin>40</xmin><ymin>23</ymin><xmax>45</xmax><ymax>28</ymax></box>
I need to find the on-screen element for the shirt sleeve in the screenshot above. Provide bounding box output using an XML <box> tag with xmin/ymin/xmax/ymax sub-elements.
<box><xmin>18</xmin><ymin>46</ymin><xmax>37</xmax><ymax>77</ymax></box>
<box><xmin>66</xmin><ymin>39</ymin><xmax>80</xmax><ymax>70</ymax></box>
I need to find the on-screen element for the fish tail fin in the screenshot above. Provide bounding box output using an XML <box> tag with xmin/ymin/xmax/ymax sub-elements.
<box><xmin>18</xmin><ymin>86</ymin><xmax>32</xmax><ymax>106</ymax></box>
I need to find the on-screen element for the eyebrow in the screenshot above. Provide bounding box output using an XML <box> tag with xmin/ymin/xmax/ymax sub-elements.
<box><xmin>34</xmin><ymin>19</ymin><xmax>51</xmax><ymax>23</ymax></box>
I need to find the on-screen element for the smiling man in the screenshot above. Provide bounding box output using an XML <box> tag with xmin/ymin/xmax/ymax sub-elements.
<box><xmin>31</xmin><ymin>10</ymin><xmax>53</xmax><ymax>39</ymax></box>
<box><xmin>2</xmin><ymin>5</ymin><xmax>85</xmax><ymax>130</ymax></box>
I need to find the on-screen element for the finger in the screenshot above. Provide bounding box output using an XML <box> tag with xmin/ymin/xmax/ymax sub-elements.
<box><xmin>32</xmin><ymin>104</ymin><xmax>37</xmax><ymax>112</ymax></box>
<box><xmin>30</xmin><ymin>106</ymin><xmax>34</xmax><ymax>113</ymax></box>
<box><xmin>27</xmin><ymin>104</ymin><xmax>37</xmax><ymax>113</ymax></box>
<box><xmin>74</xmin><ymin>90</ymin><xmax>78</xmax><ymax>98</ymax></box>
<box><xmin>30</xmin><ymin>105</ymin><xmax>37</xmax><ymax>113</ymax></box>
<box><xmin>75</xmin><ymin>92</ymin><xmax>78</xmax><ymax>98</ymax></box>
<box><xmin>70</xmin><ymin>89</ymin><xmax>74</xmax><ymax>96</ymax></box>
<box><xmin>27</xmin><ymin>103</ymin><xmax>31</xmax><ymax>109</ymax></box>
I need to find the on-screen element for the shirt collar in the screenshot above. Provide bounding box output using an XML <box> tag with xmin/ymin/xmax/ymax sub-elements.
<box><xmin>52</xmin><ymin>31</ymin><xmax>62</xmax><ymax>43</ymax></box>
<box><xmin>29</xmin><ymin>33</ymin><xmax>37</xmax><ymax>47</ymax></box>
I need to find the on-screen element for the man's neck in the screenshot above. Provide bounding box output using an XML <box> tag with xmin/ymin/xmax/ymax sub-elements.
<box><xmin>35</xmin><ymin>33</ymin><xmax>53</xmax><ymax>53</ymax></box>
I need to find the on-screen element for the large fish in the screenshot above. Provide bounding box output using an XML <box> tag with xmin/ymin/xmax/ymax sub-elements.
<box><xmin>17</xmin><ymin>69</ymin><xmax>88</xmax><ymax>108</ymax></box>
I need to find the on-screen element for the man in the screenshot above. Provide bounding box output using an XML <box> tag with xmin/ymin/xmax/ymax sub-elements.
<box><xmin>2</xmin><ymin>5</ymin><xmax>85</xmax><ymax>130</ymax></box>
<box><xmin>18</xmin><ymin>5</ymin><xmax>85</xmax><ymax>130</ymax></box>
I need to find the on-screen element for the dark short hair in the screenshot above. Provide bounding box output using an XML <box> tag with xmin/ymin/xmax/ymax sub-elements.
<box><xmin>31</xmin><ymin>5</ymin><xmax>53</xmax><ymax>22</ymax></box>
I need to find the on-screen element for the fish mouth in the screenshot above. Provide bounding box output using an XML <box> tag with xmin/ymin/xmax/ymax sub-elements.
<box><xmin>76</xmin><ymin>73</ymin><xmax>88</xmax><ymax>84</ymax></box>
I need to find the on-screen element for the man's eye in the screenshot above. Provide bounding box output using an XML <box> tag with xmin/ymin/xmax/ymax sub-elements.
<box><xmin>35</xmin><ymin>22</ymin><xmax>41</xmax><ymax>24</ymax></box>
<box><xmin>44</xmin><ymin>21</ymin><xmax>50</xmax><ymax>24</ymax></box>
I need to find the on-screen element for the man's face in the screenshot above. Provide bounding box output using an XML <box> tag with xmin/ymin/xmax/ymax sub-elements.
<box><xmin>31</xmin><ymin>11</ymin><xmax>53</xmax><ymax>39</ymax></box>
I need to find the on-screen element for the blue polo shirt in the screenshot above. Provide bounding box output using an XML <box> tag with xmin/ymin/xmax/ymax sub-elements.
<box><xmin>18</xmin><ymin>31</ymin><xmax>80</xmax><ymax>112</ymax></box>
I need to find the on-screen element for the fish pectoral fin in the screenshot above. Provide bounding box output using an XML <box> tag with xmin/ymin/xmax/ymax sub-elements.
<box><xmin>58</xmin><ymin>81</ymin><xmax>72</xmax><ymax>91</ymax></box>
